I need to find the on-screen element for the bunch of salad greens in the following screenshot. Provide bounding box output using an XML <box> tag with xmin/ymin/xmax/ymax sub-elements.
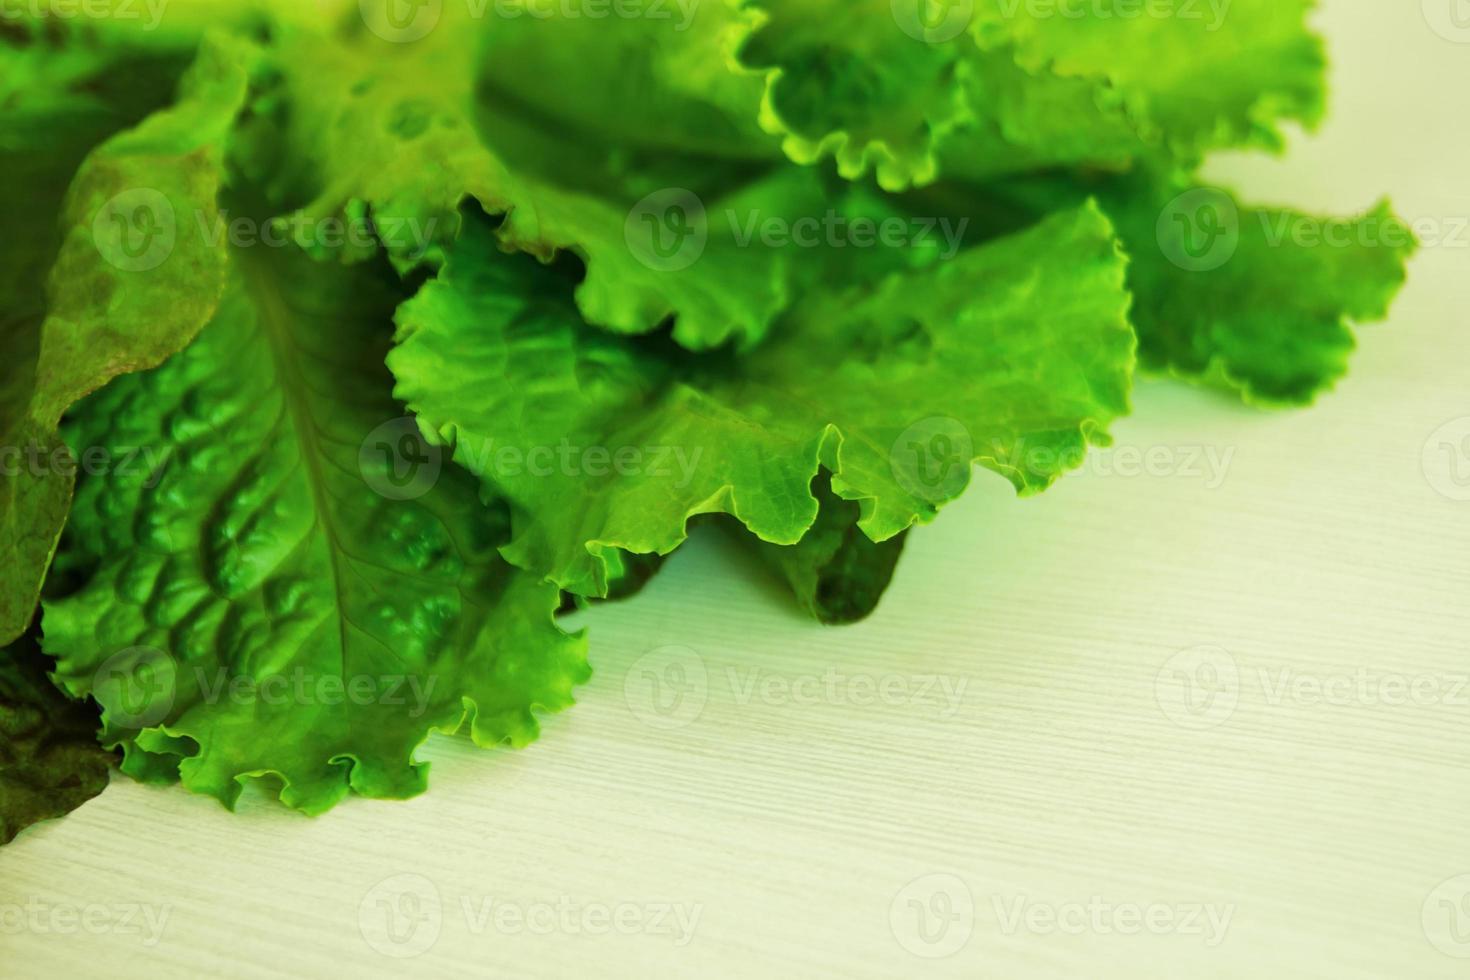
<box><xmin>0</xmin><ymin>0</ymin><xmax>1412</xmax><ymax>839</ymax></box>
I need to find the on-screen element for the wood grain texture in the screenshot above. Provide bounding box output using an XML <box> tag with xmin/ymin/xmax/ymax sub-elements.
<box><xmin>4</xmin><ymin>3</ymin><xmax>1468</xmax><ymax>977</ymax></box>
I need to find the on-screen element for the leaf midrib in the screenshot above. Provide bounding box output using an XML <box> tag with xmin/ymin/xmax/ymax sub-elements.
<box><xmin>233</xmin><ymin>245</ymin><xmax>354</xmax><ymax>679</ymax></box>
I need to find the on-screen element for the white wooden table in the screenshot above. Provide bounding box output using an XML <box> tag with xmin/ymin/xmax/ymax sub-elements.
<box><xmin>4</xmin><ymin>4</ymin><xmax>1468</xmax><ymax>977</ymax></box>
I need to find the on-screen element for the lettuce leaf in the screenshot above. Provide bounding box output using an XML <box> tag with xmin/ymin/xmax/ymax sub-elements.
<box><xmin>1102</xmin><ymin>181</ymin><xmax>1414</xmax><ymax>404</ymax></box>
<box><xmin>42</xmin><ymin>232</ymin><xmax>588</xmax><ymax>815</ymax></box>
<box><xmin>734</xmin><ymin>0</ymin><xmax>1325</xmax><ymax>187</ymax></box>
<box><xmin>920</xmin><ymin>172</ymin><xmax>1416</xmax><ymax>403</ymax></box>
<box><xmin>390</xmin><ymin>201</ymin><xmax>1134</xmax><ymax>598</ymax></box>
<box><xmin>969</xmin><ymin>0</ymin><xmax>1324</xmax><ymax>160</ymax></box>
<box><xmin>476</xmin><ymin>2</ymin><xmax>774</xmax><ymax>161</ymax></box>
<box><xmin>260</xmin><ymin>9</ymin><xmax>819</xmax><ymax>350</ymax></box>
<box><xmin>0</xmin><ymin>34</ymin><xmax>253</xmax><ymax>645</ymax></box>
<box><xmin>735</xmin><ymin>0</ymin><xmax>976</xmax><ymax>190</ymax></box>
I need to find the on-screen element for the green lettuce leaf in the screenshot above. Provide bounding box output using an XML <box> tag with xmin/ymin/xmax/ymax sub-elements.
<box><xmin>42</xmin><ymin>226</ymin><xmax>589</xmax><ymax>815</ymax></box>
<box><xmin>1103</xmin><ymin>181</ymin><xmax>1414</xmax><ymax>404</ymax></box>
<box><xmin>1</xmin><ymin>633</ymin><xmax>114</xmax><ymax>846</ymax></box>
<box><xmin>969</xmin><ymin>0</ymin><xmax>1324</xmax><ymax>161</ymax></box>
<box><xmin>0</xmin><ymin>34</ymin><xmax>252</xmax><ymax>645</ymax></box>
<box><xmin>735</xmin><ymin>0</ymin><xmax>976</xmax><ymax>190</ymax></box>
<box><xmin>0</xmin><ymin>16</ymin><xmax>194</xmax><ymax>426</ymax></box>
<box><xmin>263</xmin><ymin>9</ymin><xmax>818</xmax><ymax>350</ymax></box>
<box><xmin>390</xmin><ymin>201</ymin><xmax>1134</xmax><ymax>599</ymax></box>
<box><xmin>922</xmin><ymin>172</ymin><xmax>1416</xmax><ymax>404</ymax></box>
<box><xmin>733</xmin><ymin>0</ymin><xmax>1324</xmax><ymax>187</ymax></box>
<box><xmin>475</xmin><ymin>1</ymin><xmax>774</xmax><ymax>161</ymax></box>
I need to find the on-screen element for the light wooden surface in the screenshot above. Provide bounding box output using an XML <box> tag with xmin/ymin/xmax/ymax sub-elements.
<box><xmin>5</xmin><ymin>4</ymin><xmax>1469</xmax><ymax>977</ymax></box>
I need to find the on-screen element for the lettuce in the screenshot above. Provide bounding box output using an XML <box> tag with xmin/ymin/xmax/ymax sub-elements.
<box><xmin>260</xmin><ymin>8</ymin><xmax>807</xmax><ymax>350</ymax></box>
<box><xmin>1</xmin><ymin>31</ymin><xmax>253</xmax><ymax>646</ymax></box>
<box><xmin>735</xmin><ymin>0</ymin><xmax>1325</xmax><ymax>189</ymax></box>
<box><xmin>390</xmin><ymin>202</ymin><xmax>1134</xmax><ymax>599</ymax></box>
<box><xmin>44</xmin><ymin>219</ymin><xmax>587</xmax><ymax>815</ymax></box>
<box><xmin>907</xmin><ymin>170</ymin><xmax>1417</xmax><ymax>403</ymax></box>
<box><xmin>0</xmin><ymin>0</ymin><xmax>1412</xmax><ymax>834</ymax></box>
